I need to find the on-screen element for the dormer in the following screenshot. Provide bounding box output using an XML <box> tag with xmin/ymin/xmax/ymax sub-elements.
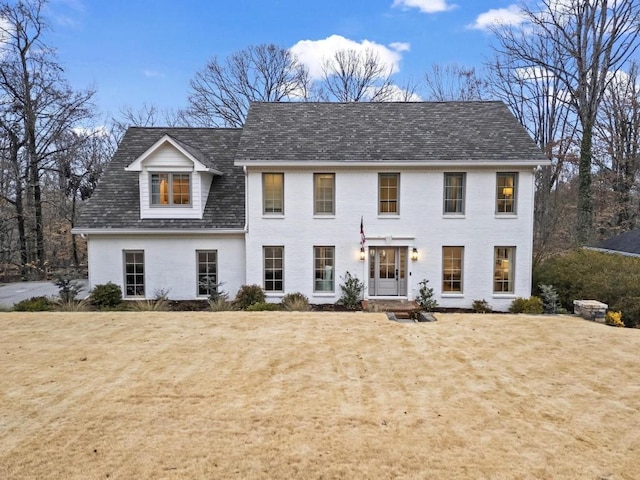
<box><xmin>125</xmin><ymin>134</ymin><xmax>222</xmax><ymax>219</ymax></box>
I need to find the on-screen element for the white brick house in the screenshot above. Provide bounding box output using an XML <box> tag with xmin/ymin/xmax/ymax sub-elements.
<box><xmin>73</xmin><ymin>101</ymin><xmax>549</xmax><ymax>311</ymax></box>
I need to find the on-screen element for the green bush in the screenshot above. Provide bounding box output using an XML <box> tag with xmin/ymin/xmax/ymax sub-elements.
<box><xmin>90</xmin><ymin>282</ymin><xmax>123</xmax><ymax>309</ymax></box>
<box><xmin>509</xmin><ymin>296</ymin><xmax>543</xmax><ymax>314</ymax></box>
<box><xmin>337</xmin><ymin>271</ymin><xmax>364</xmax><ymax>310</ymax></box>
<box><xmin>246</xmin><ymin>301</ymin><xmax>281</xmax><ymax>311</ymax></box>
<box><xmin>281</xmin><ymin>292</ymin><xmax>310</xmax><ymax>311</ymax></box>
<box><xmin>415</xmin><ymin>279</ymin><xmax>438</xmax><ymax>311</ymax></box>
<box><xmin>614</xmin><ymin>297</ymin><xmax>640</xmax><ymax>328</ymax></box>
<box><xmin>538</xmin><ymin>284</ymin><xmax>561</xmax><ymax>314</ymax></box>
<box><xmin>472</xmin><ymin>299</ymin><xmax>492</xmax><ymax>313</ymax></box>
<box><xmin>14</xmin><ymin>296</ymin><xmax>55</xmax><ymax>312</ymax></box>
<box><xmin>535</xmin><ymin>249</ymin><xmax>640</xmax><ymax>325</ymax></box>
<box><xmin>233</xmin><ymin>284</ymin><xmax>266</xmax><ymax>310</ymax></box>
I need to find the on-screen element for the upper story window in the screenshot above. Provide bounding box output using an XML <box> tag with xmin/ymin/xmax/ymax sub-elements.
<box><xmin>151</xmin><ymin>173</ymin><xmax>190</xmax><ymax>206</ymax></box>
<box><xmin>444</xmin><ymin>173</ymin><xmax>465</xmax><ymax>214</ymax></box>
<box><xmin>379</xmin><ymin>173</ymin><xmax>399</xmax><ymax>215</ymax></box>
<box><xmin>496</xmin><ymin>173</ymin><xmax>518</xmax><ymax>214</ymax></box>
<box><xmin>263</xmin><ymin>173</ymin><xmax>284</xmax><ymax>214</ymax></box>
<box><xmin>314</xmin><ymin>173</ymin><xmax>335</xmax><ymax>215</ymax></box>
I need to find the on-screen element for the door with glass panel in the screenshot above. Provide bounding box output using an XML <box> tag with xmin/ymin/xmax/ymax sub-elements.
<box><xmin>368</xmin><ymin>247</ymin><xmax>407</xmax><ymax>296</ymax></box>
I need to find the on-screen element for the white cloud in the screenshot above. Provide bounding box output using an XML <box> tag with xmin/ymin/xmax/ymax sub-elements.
<box><xmin>290</xmin><ymin>34</ymin><xmax>408</xmax><ymax>80</ymax></box>
<box><xmin>143</xmin><ymin>69</ymin><xmax>165</xmax><ymax>79</ymax></box>
<box><xmin>392</xmin><ymin>0</ymin><xmax>456</xmax><ymax>14</ymax></box>
<box><xmin>468</xmin><ymin>5</ymin><xmax>526</xmax><ymax>31</ymax></box>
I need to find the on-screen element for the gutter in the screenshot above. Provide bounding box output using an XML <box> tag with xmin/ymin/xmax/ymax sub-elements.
<box><xmin>583</xmin><ymin>246</ymin><xmax>640</xmax><ymax>258</ymax></box>
<box><xmin>235</xmin><ymin>159</ymin><xmax>551</xmax><ymax>168</ymax></box>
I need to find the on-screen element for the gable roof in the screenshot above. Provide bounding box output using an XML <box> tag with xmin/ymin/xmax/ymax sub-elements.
<box><xmin>235</xmin><ymin>101</ymin><xmax>548</xmax><ymax>166</ymax></box>
<box><xmin>125</xmin><ymin>134</ymin><xmax>222</xmax><ymax>174</ymax></box>
<box><xmin>594</xmin><ymin>229</ymin><xmax>640</xmax><ymax>257</ymax></box>
<box><xmin>75</xmin><ymin>127</ymin><xmax>244</xmax><ymax>231</ymax></box>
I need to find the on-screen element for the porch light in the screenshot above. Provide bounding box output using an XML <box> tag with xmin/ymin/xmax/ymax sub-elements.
<box><xmin>360</xmin><ymin>247</ymin><xmax>366</xmax><ymax>261</ymax></box>
<box><xmin>411</xmin><ymin>248</ymin><xmax>419</xmax><ymax>261</ymax></box>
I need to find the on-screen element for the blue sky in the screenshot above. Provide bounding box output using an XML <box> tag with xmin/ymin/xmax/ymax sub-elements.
<box><xmin>44</xmin><ymin>0</ymin><xmax>526</xmax><ymax>119</ymax></box>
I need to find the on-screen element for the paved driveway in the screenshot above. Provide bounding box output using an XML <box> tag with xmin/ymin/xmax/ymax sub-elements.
<box><xmin>0</xmin><ymin>280</ymin><xmax>89</xmax><ymax>308</ymax></box>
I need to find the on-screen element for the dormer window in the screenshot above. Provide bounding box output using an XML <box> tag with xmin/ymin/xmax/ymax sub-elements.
<box><xmin>151</xmin><ymin>173</ymin><xmax>191</xmax><ymax>206</ymax></box>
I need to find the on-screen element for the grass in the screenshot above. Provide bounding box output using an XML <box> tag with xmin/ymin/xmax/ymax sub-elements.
<box><xmin>1</xmin><ymin>312</ymin><xmax>639</xmax><ymax>479</ymax></box>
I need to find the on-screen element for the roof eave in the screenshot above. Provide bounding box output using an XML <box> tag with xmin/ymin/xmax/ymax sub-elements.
<box><xmin>234</xmin><ymin>159</ymin><xmax>551</xmax><ymax>168</ymax></box>
<box><xmin>71</xmin><ymin>227</ymin><xmax>246</xmax><ymax>236</ymax></box>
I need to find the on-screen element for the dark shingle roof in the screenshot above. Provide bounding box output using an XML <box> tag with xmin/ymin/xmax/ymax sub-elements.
<box><xmin>75</xmin><ymin>127</ymin><xmax>244</xmax><ymax>230</ymax></box>
<box><xmin>235</xmin><ymin>101</ymin><xmax>547</xmax><ymax>164</ymax></box>
<box><xmin>597</xmin><ymin>229</ymin><xmax>640</xmax><ymax>256</ymax></box>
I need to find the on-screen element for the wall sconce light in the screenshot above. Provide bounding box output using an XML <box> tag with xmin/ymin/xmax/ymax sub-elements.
<box><xmin>411</xmin><ymin>247</ymin><xmax>418</xmax><ymax>261</ymax></box>
<box><xmin>360</xmin><ymin>247</ymin><xmax>366</xmax><ymax>261</ymax></box>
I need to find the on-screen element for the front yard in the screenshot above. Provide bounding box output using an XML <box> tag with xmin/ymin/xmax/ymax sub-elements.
<box><xmin>1</xmin><ymin>312</ymin><xmax>638</xmax><ymax>479</ymax></box>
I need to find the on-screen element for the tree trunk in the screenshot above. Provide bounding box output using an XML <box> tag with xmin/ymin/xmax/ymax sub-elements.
<box><xmin>577</xmin><ymin>126</ymin><xmax>594</xmax><ymax>245</ymax></box>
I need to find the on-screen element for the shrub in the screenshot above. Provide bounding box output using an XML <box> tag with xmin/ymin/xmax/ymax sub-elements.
<box><xmin>472</xmin><ymin>299</ymin><xmax>492</xmax><ymax>313</ymax></box>
<box><xmin>54</xmin><ymin>273</ymin><xmax>83</xmax><ymax>303</ymax></box>
<box><xmin>282</xmin><ymin>292</ymin><xmax>310</xmax><ymax>311</ymax></box>
<box><xmin>55</xmin><ymin>298</ymin><xmax>91</xmax><ymax>312</ymax></box>
<box><xmin>14</xmin><ymin>296</ymin><xmax>55</xmax><ymax>312</ymax></box>
<box><xmin>535</xmin><ymin>249</ymin><xmax>640</xmax><ymax>316</ymax></box>
<box><xmin>90</xmin><ymin>282</ymin><xmax>123</xmax><ymax>309</ymax></box>
<box><xmin>613</xmin><ymin>296</ymin><xmax>640</xmax><ymax>328</ymax></box>
<box><xmin>129</xmin><ymin>298</ymin><xmax>170</xmax><ymax>311</ymax></box>
<box><xmin>538</xmin><ymin>284</ymin><xmax>561</xmax><ymax>314</ymax></box>
<box><xmin>605</xmin><ymin>311</ymin><xmax>624</xmax><ymax>328</ymax></box>
<box><xmin>233</xmin><ymin>284</ymin><xmax>266</xmax><ymax>310</ymax></box>
<box><xmin>415</xmin><ymin>279</ymin><xmax>438</xmax><ymax>312</ymax></box>
<box><xmin>509</xmin><ymin>296</ymin><xmax>543</xmax><ymax>314</ymax></box>
<box><xmin>246</xmin><ymin>301</ymin><xmax>281</xmax><ymax>311</ymax></box>
<box><xmin>208</xmin><ymin>297</ymin><xmax>236</xmax><ymax>312</ymax></box>
<box><xmin>338</xmin><ymin>271</ymin><xmax>364</xmax><ymax>310</ymax></box>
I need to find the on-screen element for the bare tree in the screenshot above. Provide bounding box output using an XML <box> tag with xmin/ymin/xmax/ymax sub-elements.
<box><xmin>595</xmin><ymin>63</ymin><xmax>640</xmax><ymax>233</ymax></box>
<box><xmin>424</xmin><ymin>64</ymin><xmax>490</xmax><ymax>101</ymax></box>
<box><xmin>492</xmin><ymin>0</ymin><xmax>640</xmax><ymax>245</ymax></box>
<box><xmin>186</xmin><ymin>44</ymin><xmax>310</xmax><ymax>127</ymax></box>
<box><xmin>488</xmin><ymin>32</ymin><xmax>579</xmax><ymax>261</ymax></box>
<box><xmin>320</xmin><ymin>49</ymin><xmax>397</xmax><ymax>102</ymax></box>
<box><xmin>0</xmin><ymin>0</ymin><xmax>95</xmax><ymax>277</ymax></box>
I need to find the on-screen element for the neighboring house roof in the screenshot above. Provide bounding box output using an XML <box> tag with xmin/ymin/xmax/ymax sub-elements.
<box><xmin>235</xmin><ymin>101</ymin><xmax>549</xmax><ymax>166</ymax></box>
<box><xmin>75</xmin><ymin>127</ymin><xmax>244</xmax><ymax>231</ymax></box>
<box><xmin>593</xmin><ymin>229</ymin><xmax>640</xmax><ymax>257</ymax></box>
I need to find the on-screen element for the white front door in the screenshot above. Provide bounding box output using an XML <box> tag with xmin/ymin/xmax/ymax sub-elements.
<box><xmin>368</xmin><ymin>247</ymin><xmax>407</xmax><ymax>296</ymax></box>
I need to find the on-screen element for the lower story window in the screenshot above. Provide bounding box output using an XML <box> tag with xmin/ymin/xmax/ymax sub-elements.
<box><xmin>442</xmin><ymin>246</ymin><xmax>463</xmax><ymax>293</ymax></box>
<box><xmin>494</xmin><ymin>246</ymin><xmax>515</xmax><ymax>293</ymax></box>
<box><xmin>197</xmin><ymin>250</ymin><xmax>218</xmax><ymax>297</ymax></box>
<box><xmin>124</xmin><ymin>250</ymin><xmax>144</xmax><ymax>297</ymax></box>
<box><xmin>264</xmin><ymin>246</ymin><xmax>284</xmax><ymax>292</ymax></box>
<box><xmin>314</xmin><ymin>246</ymin><xmax>334</xmax><ymax>292</ymax></box>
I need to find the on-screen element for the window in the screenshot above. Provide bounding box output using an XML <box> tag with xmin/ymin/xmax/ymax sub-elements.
<box><xmin>264</xmin><ymin>246</ymin><xmax>284</xmax><ymax>292</ymax></box>
<box><xmin>442</xmin><ymin>246</ymin><xmax>464</xmax><ymax>293</ymax></box>
<box><xmin>124</xmin><ymin>250</ymin><xmax>144</xmax><ymax>297</ymax></box>
<box><xmin>444</xmin><ymin>173</ymin><xmax>465</xmax><ymax>214</ymax></box>
<box><xmin>314</xmin><ymin>173</ymin><xmax>335</xmax><ymax>215</ymax></box>
<box><xmin>263</xmin><ymin>173</ymin><xmax>284</xmax><ymax>214</ymax></box>
<box><xmin>379</xmin><ymin>173</ymin><xmax>399</xmax><ymax>214</ymax></box>
<box><xmin>496</xmin><ymin>173</ymin><xmax>517</xmax><ymax>214</ymax></box>
<box><xmin>494</xmin><ymin>247</ymin><xmax>515</xmax><ymax>293</ymax></box>
<box><xmin>197</xmin><ymin>250</ymin><xmax>218</xmax><ymax>297</ymax></box>
<box><xmin>314</xmin><ymin>246</ymin><xmax>334</xmax><ymax>292</ymax></box>
<box><xmin>151</xmin><ymin>173</ymin><xmax>190</xmax><ymax>205</ymax></box>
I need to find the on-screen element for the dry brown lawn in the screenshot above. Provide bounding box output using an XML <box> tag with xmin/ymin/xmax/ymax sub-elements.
<box><xmin>1</xmin><ymin>312</ymin><xmax>639</xmax><ymax>479</ymax></box>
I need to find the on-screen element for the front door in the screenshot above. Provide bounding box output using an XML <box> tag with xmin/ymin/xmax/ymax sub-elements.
<box><xmin>368</xmin><ymin>247</ymin><xmax>407</xmax><ymax>296</ymax></box>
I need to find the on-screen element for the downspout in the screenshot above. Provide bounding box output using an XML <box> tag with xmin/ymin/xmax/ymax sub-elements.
<box><xmin>243</xmin><ymin>166</ymin><xmax>249</xmax><ymax>287</ymax></box>
<box><xmin>528</xmin><ymin>166</ymin><xmax>538</xmax><ymax>295</ymax></box>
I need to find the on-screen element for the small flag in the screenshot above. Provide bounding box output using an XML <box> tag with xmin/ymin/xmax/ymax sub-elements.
<box><xmin>360</xmin><ymin>216</ymin><xmax>365</xmax><ymax>248</ymax></box>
